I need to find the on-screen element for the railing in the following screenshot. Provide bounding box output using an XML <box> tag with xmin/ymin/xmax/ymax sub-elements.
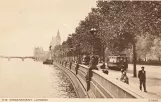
<box><xmin>53</xmin><ymin>59</ymin><xmax>154</xmax><ymax>98</ymax></box>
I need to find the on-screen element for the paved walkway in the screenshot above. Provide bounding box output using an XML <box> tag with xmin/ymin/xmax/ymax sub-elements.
<box><xmin>97</xmin><ymin>63</ymin><xmax>161</xmax><ymax>98</ymax></box>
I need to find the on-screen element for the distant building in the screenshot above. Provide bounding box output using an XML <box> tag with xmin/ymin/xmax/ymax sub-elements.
<box><xmin>33</xmin><ymin>47</ymin><xmax>49</xmax><ymax>61</ymax></box>
<box><xmin>50</xmin><ymin>30</ymin><xmax>61</xmax><ymax>50</ymax></box>
<box><xmin>56</xmin><ymin>30</ymin><xmax>61</xmax><ymax>46</ymax></box>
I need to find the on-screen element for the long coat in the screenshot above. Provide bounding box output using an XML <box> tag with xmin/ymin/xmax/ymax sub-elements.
<box><xmin>138</xmin><ymin>70</ymin><xmax>146</xmax><ymax>81</ymax></box>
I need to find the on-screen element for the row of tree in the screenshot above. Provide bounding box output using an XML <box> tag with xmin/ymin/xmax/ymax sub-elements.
<box><xmin>52</xmin><ymin>1</ymin><xmax>161</xmax><ymax>63</ymax></box>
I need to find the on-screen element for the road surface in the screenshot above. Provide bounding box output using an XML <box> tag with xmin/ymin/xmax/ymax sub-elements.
<box><xmin>98</xmin><ymin>63</ymin><xmax>161</xmax><ymax>98</ymax></box>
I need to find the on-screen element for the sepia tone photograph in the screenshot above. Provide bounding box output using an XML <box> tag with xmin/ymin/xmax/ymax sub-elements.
<box><xmin>0</xmin><ymin>0</ymin><xmax>161</xmax><ymax>100</ymax></box>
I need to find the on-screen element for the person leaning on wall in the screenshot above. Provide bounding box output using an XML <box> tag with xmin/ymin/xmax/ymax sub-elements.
<box><xmin>85</xmin><ymin>55</ymin><xmax>98</xmax><ymax>91</ymax></box>
<box><xmin>120</xmin><ymin>71</ymin><xmax>129</xmax><ymax>84</ymax></box>
<box><xmin>100</xmin><ymin>62</ymin><xmax>109</xmax><ymax>75</ymax></box>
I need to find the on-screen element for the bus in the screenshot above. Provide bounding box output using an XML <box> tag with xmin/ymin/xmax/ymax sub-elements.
<box><xmin>107</xmin><ymin>54</ymin><xmax>128</xmax><ymax>71</ymax></box>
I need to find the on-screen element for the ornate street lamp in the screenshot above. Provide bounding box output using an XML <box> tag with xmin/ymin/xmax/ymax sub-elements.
<box><xmin>89</xmin><ymin>28</ymin><xmax>97</xmax><ymax>55</ymax></box>
<box><xmin>89</xmin><ymin>28</ymin><xmax>99</xmax><ymax>67</ymax></box>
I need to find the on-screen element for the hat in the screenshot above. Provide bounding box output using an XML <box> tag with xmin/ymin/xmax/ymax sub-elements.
<box><xmin>141</xmin><ymin>66</ymin><xmax>144</xmax><ymax>69</ymax></box>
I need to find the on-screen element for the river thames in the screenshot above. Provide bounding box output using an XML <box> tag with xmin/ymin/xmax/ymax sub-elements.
<box><xmin>0</xmin><ymin>59</ymin><xmax>77</xmax><ymax>98</ymax></box>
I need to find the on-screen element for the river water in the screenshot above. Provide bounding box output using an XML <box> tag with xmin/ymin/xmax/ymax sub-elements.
<box><xmin>0</xmin><ymin>59</ymin><xmax>77</xmax><ymax>98</ymax></box>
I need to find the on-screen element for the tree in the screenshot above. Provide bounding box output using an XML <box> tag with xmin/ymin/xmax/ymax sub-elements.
<box><xmin>152</xmin><ymin>38</ymin><xmax>161</xmax><ymax>61</ymax></box>
<box><xmin>136</xmin><ymin>34</ymin><xmax>155</xmax><ymax>61</ymax></box>
<box><xmin>95</xmin><ymin>1</ymin><xmax>161</xmax><ymax>77</ymax></box>
<box><xmin>52</xmin><ymin>1</ymin><xmax>161</xmax><ymax>73</ymax></box>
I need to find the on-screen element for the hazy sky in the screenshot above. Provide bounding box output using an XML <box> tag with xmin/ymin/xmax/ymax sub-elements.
<box><xmin>0</xmin><ymin>0</ymin><xmax>97</xmax><ymax>56</ymax></box>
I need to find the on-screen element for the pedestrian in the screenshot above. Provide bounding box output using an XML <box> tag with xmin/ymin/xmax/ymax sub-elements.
<box><xmin>65</xmin><ymin>61</ymin><xmax>67</xmax><ymax>67</ymax></box>
<box><xmin>75</xmin><ymin>62</ymin><xmax>79</xmax><ymax>75</ymax></box>
<box><xmin>85</xmin><ymin>66</ymin><xmax>93</xmax><ymax>91</ymax></box>
<box><xmin>90</xmin><ymin>55</ymin><xmax>99</xmax><ymax>68</ymax></box>
<box><xmin>85</xmin><ymin>57</ymin><xmax>98</xmax><ymax>91</ymax></box>
<box><xmin>138</xmin><ymin>66</ymin><xmax>147</xmax><ymax>92</ymax></box>
<box><xmin>121</xmin><ymin>68</ymin><xmax>125</xmax><ymax>74</ymax></box>
<box><xmin>102</xmin><ymin>69</ymin><xmax>109</xmax><ymax>75</ymax></box>
<box><xmin>100</xmin><ymin>62</ymin><xmax>108</xmax><ymax>75</ymax></box>
<box><xmin>120</xmin><ymin>71</ymin><xmax>129</xmax><ymax>84</ymax></box>
<box><xmin>69</xmin><ymin>61</ymin><xmax>72</xmax><ymax>70</ymax></box>
<box><xmin>87</xmin><ymin>55</ymin><xmax>90</xmax><ymax>64</ymax></box>
<box><xmin>100</xmin><ymin>62</ymin><xmax>106</xmax><ymax>69</ymax></box>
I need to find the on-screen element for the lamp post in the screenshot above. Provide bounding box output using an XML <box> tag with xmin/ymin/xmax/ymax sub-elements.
<box><xmin>89</xmin><ymin>28</ymin><xmax>99</xmax><ymax>67</ymax></box>
<box><xmin>89</xmin><ymin>28</ymin><xmax>97</xmax><ymax>55</ymax></box>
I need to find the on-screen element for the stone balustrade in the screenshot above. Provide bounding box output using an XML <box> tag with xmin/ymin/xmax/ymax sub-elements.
<box><xmin>53</xmin><ymin>59</ymin><xmax>153</xmax><ymax>98</ymax></box>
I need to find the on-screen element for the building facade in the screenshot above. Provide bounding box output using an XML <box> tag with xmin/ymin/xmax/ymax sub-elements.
<box><xmin>33</xmin><ymin>47</ymin><xmax>49</xmax><ymax>61</ymax></box>
<box><xmin>50</xmin><ymin>30</ymin><xmax>61</xmax><ymax>50</ymax></box>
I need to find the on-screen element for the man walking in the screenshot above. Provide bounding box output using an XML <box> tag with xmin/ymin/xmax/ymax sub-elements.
<box><xmin>138</xmin><ymin>66</ymin><xmax>147</xmax><ymax>92</ymax></box>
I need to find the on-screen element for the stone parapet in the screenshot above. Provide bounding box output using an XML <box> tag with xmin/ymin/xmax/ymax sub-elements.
<box><xmin>53</xmin><ymin>60</ymin><xmax>156</xmax><ymax>98</ymax></box>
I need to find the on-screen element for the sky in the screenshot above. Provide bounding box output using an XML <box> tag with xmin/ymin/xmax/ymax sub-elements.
<box><xmin>0</xmin><ymin>0</ymin><xmax>97</xmax><ymax>56</ymax></box>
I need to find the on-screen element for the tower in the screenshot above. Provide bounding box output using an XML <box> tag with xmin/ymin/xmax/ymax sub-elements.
<box><xmin>56</xmin><ymin>29</ymin><xmax>61</xmax><ymax>45</ymax></box>
<box><xmin>49</xmin><ymin>30</ymin><xmax>61</xmax><ymax>50</ymax></box>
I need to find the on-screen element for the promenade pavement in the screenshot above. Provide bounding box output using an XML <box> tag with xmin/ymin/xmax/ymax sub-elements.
<box><xmin>97</xmin><ymin>63</ymin><xmax>161</xmax><ymax>98</ymax></box>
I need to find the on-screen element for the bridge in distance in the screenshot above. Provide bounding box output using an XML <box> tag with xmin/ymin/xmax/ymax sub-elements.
<box><xmin>0</xmin><ymin>55</ymin><xmax>35</xmax><ymax>61</ymax></box>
